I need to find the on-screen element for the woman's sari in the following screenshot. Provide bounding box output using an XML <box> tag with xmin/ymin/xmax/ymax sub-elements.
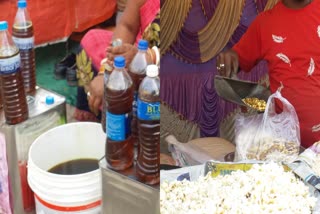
<box><xmin>74</xmin><ymin>0</ymin><xmax>160</xmax><ymax>121</ymax></box>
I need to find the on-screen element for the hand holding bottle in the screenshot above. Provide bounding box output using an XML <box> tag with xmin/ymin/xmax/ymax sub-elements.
<box><xmin>106</xmin><ymin>43</ymin><xmax>138</xmax><ymax>67</ymax></box>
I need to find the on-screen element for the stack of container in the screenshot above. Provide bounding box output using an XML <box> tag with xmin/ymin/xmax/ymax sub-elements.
<box><xmin>0</xmin><ymin>1</ymin><xmax>67</xmax><ymax>213</ymax></box>
<box><xmin>101</xmin><ymin>41</ymin><xmax>160</xmax><ymax>213</ymax></box>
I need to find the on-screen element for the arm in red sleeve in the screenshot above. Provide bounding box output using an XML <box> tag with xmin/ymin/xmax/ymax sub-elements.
<box><xmin>232</xmin><ymin>15</ymin><xmax>264</xmax><ymax>72</ymax></box>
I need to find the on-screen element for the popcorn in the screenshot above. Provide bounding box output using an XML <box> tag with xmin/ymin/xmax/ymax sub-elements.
<box><xmin>160</xmin><ymin>163</ymin><xmax>316</xmax><ymax>214</ymax></box>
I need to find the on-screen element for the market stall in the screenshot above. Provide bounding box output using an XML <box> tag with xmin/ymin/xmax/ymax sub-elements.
<box><xmin>160</xmin><ymin>79</ymin><xmax>320</xmax><ymax>213</ymax></box>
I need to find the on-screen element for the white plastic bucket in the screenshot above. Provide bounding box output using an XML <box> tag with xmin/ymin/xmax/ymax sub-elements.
<box><xmin>27</xmin><ymin>122</ymin><xmax>106</xmax><ymax>214</ymax></box>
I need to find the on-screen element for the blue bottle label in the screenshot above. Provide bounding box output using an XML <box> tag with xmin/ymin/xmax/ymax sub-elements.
<box><xmin>137</xmin><ymin>98</ymin><xmax>160</xmax><ymax>121</ymax></box>
<box><xmin>12</xmin><ymin>36</ymin><xmax>34</xmax><ymax>50</ymax></box>
<box><xmin>0</xmin><ymin>54</ymin><xmax>20</xmax><ymax>74</ymax></box>
<box><xmin>107</xmin><ymin>112</ymin><xmax>131</xmax><ymax>141</ymax></box>
<box><xmin>132</xmin><ymin>91</ymin><xmax>138</xmax><ymax>116</ymax></box>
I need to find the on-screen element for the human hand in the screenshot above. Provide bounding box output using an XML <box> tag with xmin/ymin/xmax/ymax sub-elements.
<box><xmin>216</xmin><ymin>49</ymin><xmax>239</xmax><ymax>78</ymax></box>
<box><xmin>87</xmin><ymin>74</ymin><xmax>104</xmax><ymax>116</ymax></box>
<box><xmin>106</xmin><ymin>43</ymin><xmax>138</xmax><ymax>67</ymax></box>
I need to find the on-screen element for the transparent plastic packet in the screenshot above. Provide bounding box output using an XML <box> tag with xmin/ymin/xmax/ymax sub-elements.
<box><xmin>166</xmin><ymin>135</ymin><xmax>213</xmax><ymax>167</ymax></box>
<box><xmin>287</xmin><ymin>142</ymin><xmax>320</xmax><ymax>191</ymax></box>
<box><xmin>286</xmin><ymin>148</ymin><xmax>320</xmax><ymax>214</ymax></box>
<box><xmin>0</xmin><ymin>133</ymin><xmax>12</xmax><ymax>214</ymax></box>
<box><xmin>234</xmin><ymin>113</ymin><xmax>263</xmax><ymax>161</ymax></box>
<box><xmin>235</xmin><ymin>90</ymin><xmax>300</xmax><ymax>163</ymax></box>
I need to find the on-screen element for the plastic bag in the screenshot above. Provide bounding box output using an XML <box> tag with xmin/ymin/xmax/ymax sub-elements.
<box><xmin>234</xmin><ymin>113</ymin><xmax>263</xmax><ymax>161</ymax></box>
<box><xmin>0</xmin><ymin>133</ymin><xmax>12</xmax><ymax>214</ymax></box>
<box><xmin>235</xmin><ymin>90</ymin><xmax>300</xmax><ymax>163</ymax></box>
<box><xmin>166</xmin><ymin>135</ymin><xmax>213</xmax><ymax>167</ymax></box>
<box><xmin>286</xmin><ymin>144</ymin><xmax>320</xmax><ymax>213</ymax></box>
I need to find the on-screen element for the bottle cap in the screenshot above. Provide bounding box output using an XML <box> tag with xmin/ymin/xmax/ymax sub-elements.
<box><xmin>146</xmin><ymin>65</ymin><xmax>159</xmax><ymax>77</ymax></box>
<box><xmin>0</xmin><ymin>21</ymin><xmax>8</xmax><ymax>31</ymax></box>
<box><xmin>45</xmin><ymin>96</ymin><xmax>55</xmax><ymax>105</ymax></box>
<box><xmin>18</xmin><ymin>0</ymin><xmax>27</xmax><ymax>8</ymax></box>
<box><xmin>138</xmin><ymin>39</ymin><xmax>148</xmax><ymax>51</ymax></box>
<box><xmin>114</xmin><ymin>56</ymin><xmax>126</xmax><ymax>68</ymax></box>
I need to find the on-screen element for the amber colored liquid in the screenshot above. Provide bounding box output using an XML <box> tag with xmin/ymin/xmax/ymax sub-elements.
<box><xmin>101</xmin><ymin>95</ymin><xmax>106</xmax><ymax>132</ymax></box>
<box><xmin>106</xmin><ymin>86</ymin><xmax>134</xmax><ymax>171</ymax></box>
<box><xmin>129</xmin><ymin>71</ymin><xmax>146</xmax><ymax>148</ymax></box>
<box><xmin>12</xmin><ymin>23</ymin><xmax>36</xmax><ymax>95</ymax></box>
<box><xmin>136</xmin><ymin>119</ymin><xmax>160</xmax><ymax>185</ymax></box>
<box><xmin>0</xmin><ymin>53</ymin><xmax>29</xmax><ymax>125</ymax></box>
<box><xmin>136</xmin><ymin>91</ymin><xmax>160</xmax><ymax>185</ymax></box>
<box><xmin>48</xmin><ymin>159</ymin><xmax>99</xmax><ymax>175</ymax></box>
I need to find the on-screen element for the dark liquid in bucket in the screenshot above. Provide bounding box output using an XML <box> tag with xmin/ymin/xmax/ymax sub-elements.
<box><xmin>48</xmin><ymin>159</ymin><xmax>99</xmax><ymax>175</ymax></box>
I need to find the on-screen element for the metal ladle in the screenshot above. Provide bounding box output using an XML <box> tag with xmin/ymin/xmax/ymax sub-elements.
<box><xmin>214</xmin><ymin>75</ymin><xmax>271</xmax><ymax>112</ymax></box>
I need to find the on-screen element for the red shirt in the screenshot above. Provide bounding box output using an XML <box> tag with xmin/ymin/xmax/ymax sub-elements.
<box><xmin>233</xmin><ymin>0</ymin><xmax>320</xmax><ymax>148</ymax></box>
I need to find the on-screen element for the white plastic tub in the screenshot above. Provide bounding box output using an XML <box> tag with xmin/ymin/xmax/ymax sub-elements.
<box><xmin>27</xmin><ymin>122</ymin><xmax>106</xmax><ymax>214</ymax></box>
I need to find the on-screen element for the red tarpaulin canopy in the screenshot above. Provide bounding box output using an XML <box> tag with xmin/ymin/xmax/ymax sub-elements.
<box><xmin>0</xmin><ymin>0</ymin><xmax>116</xmax><ymax>45</ymax></box>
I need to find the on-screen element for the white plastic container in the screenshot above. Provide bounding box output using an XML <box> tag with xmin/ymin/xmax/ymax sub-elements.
<box><xmin>27</xmin><ymin>122</ymin><xmax>105</xmax><ymax>214</ymax></box>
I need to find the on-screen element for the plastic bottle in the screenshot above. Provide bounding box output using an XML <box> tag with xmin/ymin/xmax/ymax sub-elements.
<box><xmin>101</xmin><ymin>39</ymin><xmax>122</xmax><ymax>133</ymax></box>
<box><xmin>12</xmin><ymin>0</ymin><xmax>36</xmax><ymax>95</ymax></box>
<box><xmin>129</xmin><ymin>39</ymin><xmax>149</xmax><ymax>149</ymax></box>
<box><xmin>105</xmin><ymin>56</ymin><xmax>134</xmax><ymax>171</ymax></box>
<box><xmin>136</xmin><ymin>65</ymin><xmax>160</xmax><ymax>185</ymax></box>
<box><xmin>0</xmin><ymin>21</ymin><xmax>28</xmax><ymax>125</ymax></box>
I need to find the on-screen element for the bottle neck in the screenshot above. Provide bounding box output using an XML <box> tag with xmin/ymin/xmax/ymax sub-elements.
<box><xmin>114</xmin><ymin>66</ymin><xmax>125</xmax><ymax>71</ymax></box>
<box><xmin>0</xmin><ymin>30</ymin><xmax>13</xmax><ymax>45</ymax></box>
<box><xmin>0</xmin><ymin>30</ymin><xmax>19</xmax><ymax>57</ymax></box>
<box><xmin>15</xmin><ymin>8</ymin><xmax>32</xmax><ymax>25</ymax></box>
<box><xmin>138</xmin><ymin>49</ymin><xmax>147</xmax><ymax>53</ymax></box>
<box><xmin>17</xmin><ymin>8</ymin><xmax>27</xmax><ymax>16</ymax></box>
<box><xmin>0</xmin><ymin>31</ymin><xmax>9</xmax><ymax>51</ymax></box>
